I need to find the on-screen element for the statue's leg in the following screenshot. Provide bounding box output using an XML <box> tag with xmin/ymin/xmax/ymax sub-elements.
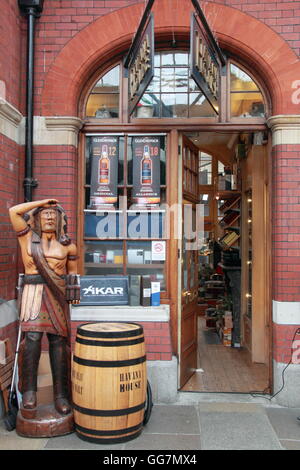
<box><xmin>47</xmin><ymin>333</ymin><xmax>71</xmax><ymax>415</ymax></box>
<box><xmin>22</xmin><ymin>331</ymin><xmax>43</xmax><ymax>409</ymax></box>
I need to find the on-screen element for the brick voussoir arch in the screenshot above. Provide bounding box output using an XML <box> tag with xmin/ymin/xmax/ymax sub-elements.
<box><xmin>41</xmin><ymin>0</ymin><xmax>300</xmax><ymax>117</ymax></box>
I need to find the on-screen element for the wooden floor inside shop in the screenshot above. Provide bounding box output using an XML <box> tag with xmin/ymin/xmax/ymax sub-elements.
<box><xmin>181</xmin><ymin>317</ymin><xmax>269</xmax><ymax>393</ymax></box>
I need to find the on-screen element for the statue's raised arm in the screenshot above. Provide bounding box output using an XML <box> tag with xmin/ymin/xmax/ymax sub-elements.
<box><xmin>9</xmin><ymin>199</ymin><xmax>58</xmax><ymax>234</ymax></box>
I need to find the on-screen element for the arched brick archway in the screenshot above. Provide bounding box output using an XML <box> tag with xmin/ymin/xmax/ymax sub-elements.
<box><xmin>41</xmin><ymin>0</ymin><xmax>300</xmax><ymax>117</ymax></box>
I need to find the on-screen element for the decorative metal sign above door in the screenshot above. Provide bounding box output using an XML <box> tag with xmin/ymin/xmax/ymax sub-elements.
<box><xmin>124</xmin><ymin>0</ymin><xmax>226</xmax><ymax>116</ymax></box>
<box><xmin>124</xmin><ymin>0</ymin><xmax>155</xmax><ymax>116</ymax></box>
<box><xmin>190</xmin><ymin>0</ymin><xmax>226</xmax><ymax>113</ymax></box>
<box><xmin>190</xmin><ymin>14</ymin><xmax>219</xmax><ymax>110</ymax></box>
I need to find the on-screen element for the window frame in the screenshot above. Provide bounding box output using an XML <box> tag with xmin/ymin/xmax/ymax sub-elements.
<box><xmin>131</xmin><ymin>51</ymin><xmax>218</xmax><ymax>120</ymax></box>
<box><xmin>82</xmin><ymin>132</ymin><xmax>170</xmax><ymax>298</ymax></box>
<box><xmin>80</xmin><ymin>60</ymin><xmax>124</xmax><ymax>123</ymax></box>
<box><xmin>85</xmin><ymin>65</ymin><xmax>121</xmax><ymax>120</ymax></box>
<box><xmin>81</xmin><ymin>52</ymin><xmax>270</xmax><ymax>126</ymax></box>
<box><xmin>227</xmin><ymin>59</ymin><xmax>269</xmax><ymax>123</ymax></box>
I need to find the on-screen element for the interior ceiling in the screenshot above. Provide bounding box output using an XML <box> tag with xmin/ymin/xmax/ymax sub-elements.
<box><xmin>185</xmin><ymin>131</ymin><xmax>244</xmax><ymax>165</ymax></box>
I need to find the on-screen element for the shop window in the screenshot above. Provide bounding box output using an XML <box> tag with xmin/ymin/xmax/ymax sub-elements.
<box><xmin>84</xmin><ymin>240</ymin><xmax>124</xmax><ymax>275</ymax></box>
<box><xmin>135</xmin><ymin>51</ymin><xmax>217</xmax><ymax>118</ymax></box>
<box><xmin>83</xmin><ymin>134</ymin><xmax>167</xmax><ymax>292</ymax></box>
<box><xmin>85</xmin><ymin>65</ymin><xmax>120</xmax><ymax>118</ymax></box>
<box><xmin>83</xmin><ymin>54</ymin><xmax>267</xmax><ymax>123</ymax></box>
<box><xmin>127</xmin><ymin>241</ymin><xmax>166</xmax><ymax>291</ymax></box>
<box><xmin>230</xmin><ymin>64</ymin><xmax>265</xmax><ymax>118</ymax></box>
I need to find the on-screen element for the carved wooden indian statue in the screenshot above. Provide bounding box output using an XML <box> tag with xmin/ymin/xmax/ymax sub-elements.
<box><xmin>9</xmin><ymin>199</ymin><xmax>80</xmax><ymax>430</ymax></box>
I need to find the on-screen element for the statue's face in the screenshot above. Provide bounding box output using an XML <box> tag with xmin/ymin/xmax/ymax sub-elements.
<box><xmin>40</xmin><ymin>208</ymin><xmax>57</xmax><ymax>233</ymax></box>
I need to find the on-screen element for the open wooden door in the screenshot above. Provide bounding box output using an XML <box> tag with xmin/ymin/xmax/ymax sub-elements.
<box><xmin>240</xmin><ymin>143</ymin><xmax>271</xmax><ymax>368</ymax></box>
<box><xmin>180</xmin><ymin>136</ymin><xmax>200</xmax><ymax>388</ymax></box>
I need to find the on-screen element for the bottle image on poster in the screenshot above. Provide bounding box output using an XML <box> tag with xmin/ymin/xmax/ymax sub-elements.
<box><xmin>141</xmin><ymin>145</ymin><xmax>152</xmax><ymax>186</ymax></box>
<box><xmin>90</xmin><ymin>137</ymin><xmax>118</xmax><ymax>208</ymax></box>
<box><xmin>132</xmin><ymin>137</ymin><xmax>160</xmax><ymax>205</ymax></box>
<box><xmin>98</xmin><ymin>145</ymin><xmax>110</xmax><ymax>185</ymax></box>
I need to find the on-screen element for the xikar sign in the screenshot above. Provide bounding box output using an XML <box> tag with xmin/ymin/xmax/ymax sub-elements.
<box><xmin>79</xmin><ymin>276</ymin><xmax>129</xmax><ymax>305</ymax></box>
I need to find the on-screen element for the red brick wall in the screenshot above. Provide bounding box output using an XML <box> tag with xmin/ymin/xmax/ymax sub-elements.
<box><xmin>273</xmin><ymin>323</ymin><xmax>300</xmax><ymax>364</ymax></box>
<box><xmin>143</xmin><ymin>322</ymin><xmax>173</xmax><ymax>361</ymax></box>
<box><xmin>0</xmin><ymin>136</ymin><xmax>23</xmax><ymax>300</ymax></box>
<box><xmin>34</xmin><ymin>145</ymin><xmax>78</xmax><ymax>241</ymax></box>
<box><xmin>207</xmin><ymin>0</ymin><xmax>300</xmax><ymax>55</ymax></box>
<box><xmin>0</xmin><ymin>0</ymin><xmax>24</xmax><ymax>110</ymax></box>
<box><xmin>272</xmin><ymin>143</ymin><xmax>300</xmax><ymax>364</ymax></box>
<box><xmin>34</xmin><ymin>0</ymin><xmax>140</xmax><ymax>113</ymax></box>
<box><xmin>272</xmin><ymin>144</ymin><xmax>300</xmax><ymax>303</ymax></box>
<box><xmin>0</xmin><ymin>1</ymin><xmax>24</xmax><ymax>301</ymax></box>
<box><xmin>33</xmin><ymin>0</ymin><xmax>300</xmax><ymax>115</ymax></box>
<box><xmin>6</xmin><ymin>0</ymin><xmax>299</xmax><ymax>122</ymax></box>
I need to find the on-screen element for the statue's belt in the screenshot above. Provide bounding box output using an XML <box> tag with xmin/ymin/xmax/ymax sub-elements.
<box><xmin>23</xmin><ymin>274</ymin><xmax>65</xmax><ymax>285</ymax></box>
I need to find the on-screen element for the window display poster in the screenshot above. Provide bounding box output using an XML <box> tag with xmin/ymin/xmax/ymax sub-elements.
<box><xmin>90</xmin><ymin>136</ymin><xmax>119</xmax><ymax>208</ymax></box>
<box><xmin>151</xmin><ymin>240</ymin><xmax>166</xmax><ymax>261</ymax></box>
<box><xmin>132</xmin><ymin>136</ymin><xmax>160</xmax><ymax>205</ymax></box>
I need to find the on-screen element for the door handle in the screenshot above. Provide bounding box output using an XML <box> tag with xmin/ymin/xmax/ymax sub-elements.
<box><xmin>183</xmin><ymin>290</ymin><xmax>192</xmax><ymax>297</ymax></box>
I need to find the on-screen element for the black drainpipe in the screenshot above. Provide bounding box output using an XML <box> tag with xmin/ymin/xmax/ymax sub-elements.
<box><xmin>18</xmin><ymin>1</ymin><xmax>44</xmax><ymax>202</ymax></box>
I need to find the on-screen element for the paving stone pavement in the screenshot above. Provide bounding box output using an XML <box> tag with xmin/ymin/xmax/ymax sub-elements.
<box><xmin>1</xmin><ymin>396</ymin><xmax>300</xmax><ymax>452</ymax></box>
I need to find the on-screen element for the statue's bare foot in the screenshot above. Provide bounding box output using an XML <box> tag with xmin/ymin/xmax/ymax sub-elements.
<box><xmin>55</xmin><ymin>397</ymin><xmax>71</xmax><ymax>415</ymax></box>
<box><xmin>22</xmin><ymin>391</ymin><xmax>37</xmax><ymax>409</ymax></box>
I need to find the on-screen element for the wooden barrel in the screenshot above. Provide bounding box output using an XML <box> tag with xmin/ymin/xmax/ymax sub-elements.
<box><xmin>72</xmin><ymin>322</ymin><xmax>147</xmax><ymax>444</ymax></box>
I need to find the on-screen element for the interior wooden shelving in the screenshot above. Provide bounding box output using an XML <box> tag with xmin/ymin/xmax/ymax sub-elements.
<box><xmin>218</xmin><ymin>191</ymin><xmax>241</xmax><ymax>250</ymax></box>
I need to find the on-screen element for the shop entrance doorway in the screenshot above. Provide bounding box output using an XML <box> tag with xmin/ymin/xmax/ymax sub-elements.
<box><xmin>178</xmin><ymin>131</ymin><xmax>271</xmax><ymax>393</ymax></box>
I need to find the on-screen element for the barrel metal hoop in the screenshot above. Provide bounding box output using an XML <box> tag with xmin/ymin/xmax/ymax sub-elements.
<box><xmin>73</xmin><ymin>354</ymin><xmax>146</xmax><ymax>368</ymax></box>
<box><xmin>75</xmin><ymin>336</ymin><xmax>145</xmax><ymax>347</ymax></box>
<box><xmin>73</xmin><ymin>401</ymin><xmax>146</xmax><ymax>416</ymax></box>
<box><xmin>75</xmin><ymin>429</ymin><xmax>143</xmax><ymax>444</ymax></box>
<box><xmin>75</xmin><ymin>422</ymin><xmax>143</xmax><ymax>437</ymax></box>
